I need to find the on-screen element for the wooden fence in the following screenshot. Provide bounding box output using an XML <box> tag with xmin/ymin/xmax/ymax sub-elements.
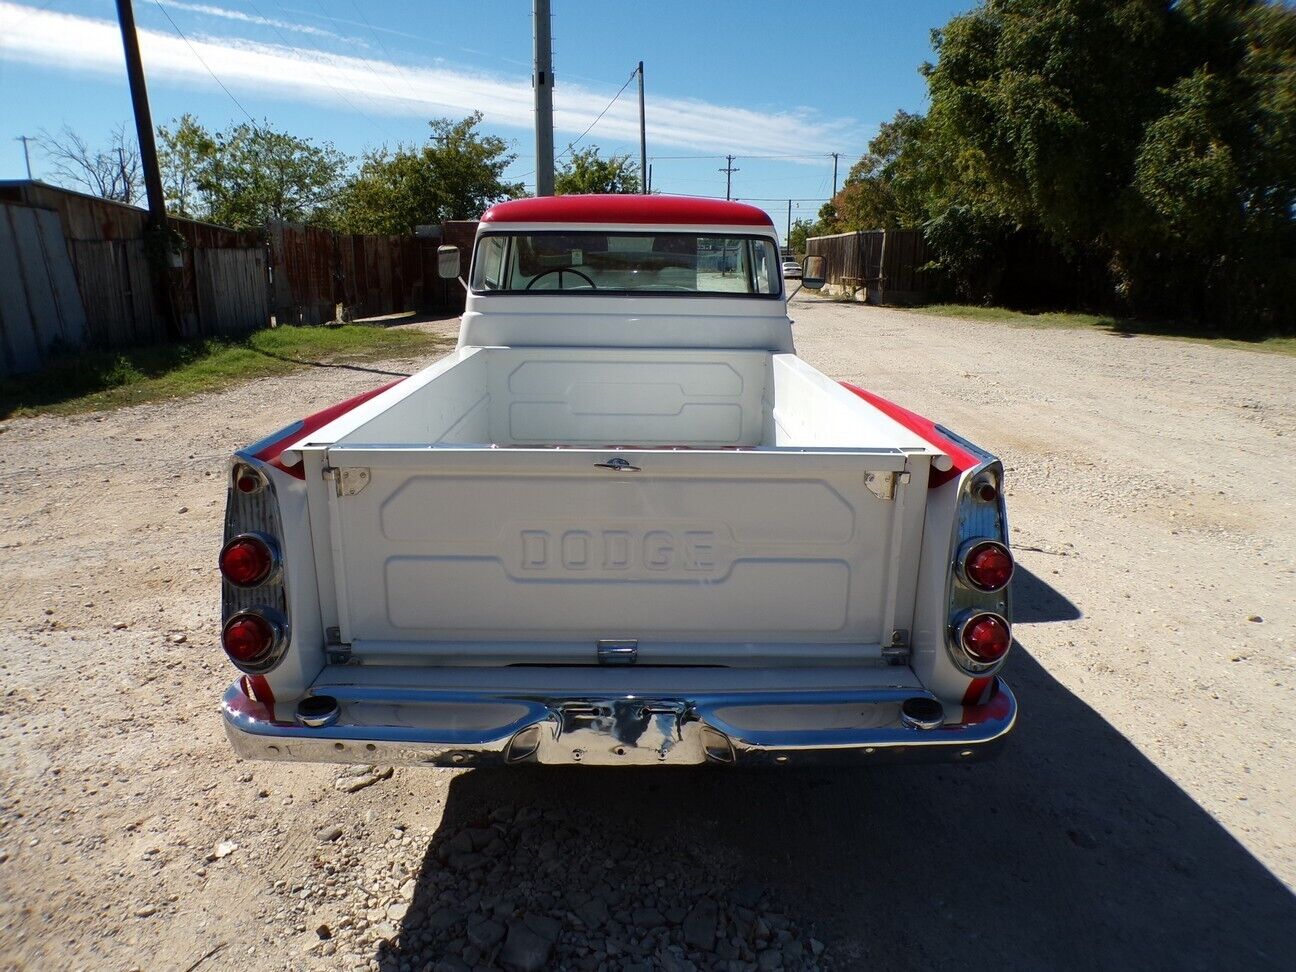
<box><xmin>0</xmin><ymin>181</ymin><xmax>476</xmax><ymax>375</ymax></box>
<box><xmin>804</xmin><ymin>228</ymin><xmax>934</xmax><ymax>304</ymax></box>
<box><xmin>0</xmin><ymin>202</ymin><xmax>88</xmax><ymax>374</ymax></box>
<box><xmin>267</xmin><ymin>220</ymin><xmax>475</xmax><ymax>325</ymax></box>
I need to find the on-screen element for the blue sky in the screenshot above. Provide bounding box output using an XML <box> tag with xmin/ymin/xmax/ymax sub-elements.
<box><xmin>1</xmin><ymin>0</ymin><xmax>973</xmax><ymax>230</ymax></box>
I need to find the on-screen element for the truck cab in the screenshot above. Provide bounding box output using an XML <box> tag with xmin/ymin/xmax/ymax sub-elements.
<box><xmin>219</xmin><ymin>195</ymin><xmax>1016</xmax><ymax>767</ymax></box>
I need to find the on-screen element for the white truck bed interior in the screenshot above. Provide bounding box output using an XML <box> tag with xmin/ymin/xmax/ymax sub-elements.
<box><xmin>305</xmin><ymin>347</ymin><xmax>947</xmax><ymax>663</ymax></box>
<box><xmin>331</xmin><ymin>347</ymin><xmax>933</xmax><ymax>450</ymax></box>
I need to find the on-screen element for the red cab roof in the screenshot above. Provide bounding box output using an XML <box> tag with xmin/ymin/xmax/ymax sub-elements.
<box><xmin>480</xmin><ymin>194</ymin><xmax>774</xmax><ymax>227</ymax></box>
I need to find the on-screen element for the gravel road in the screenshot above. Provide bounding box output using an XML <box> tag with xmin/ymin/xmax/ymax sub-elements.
<box><xmin>1</xmin><ymin>300</ymin><xmax>1293</xmax><ymax>971</ymax></box>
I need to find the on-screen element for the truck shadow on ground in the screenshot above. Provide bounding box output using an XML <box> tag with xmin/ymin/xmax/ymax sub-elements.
<box><xmin>383</xmin><ymin>663</ymin><xmax>1293</xmax><ymax>971</ymax></box>
<box><xmin>1012</xmin><ymin>564</ymin><xmax>1082</xmax><ymax>623</ymax></box>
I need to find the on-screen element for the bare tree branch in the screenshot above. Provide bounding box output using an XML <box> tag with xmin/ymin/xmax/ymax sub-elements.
<box><xmin>39</xmin><ymin>124</ymin><xmax>143</xmax><ymax>204</ymax></box>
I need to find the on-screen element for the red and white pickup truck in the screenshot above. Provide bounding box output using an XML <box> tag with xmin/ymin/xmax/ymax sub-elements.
<box><xmin>219</xmin><ymin>195</ymin><xmax>1016</xmax><ymax>767</ymax></box>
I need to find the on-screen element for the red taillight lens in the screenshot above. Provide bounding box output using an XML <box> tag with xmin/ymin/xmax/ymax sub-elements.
<box><xmin>961</xmin><ymin>540</ymin><xmax>1014</xmax><ymax>592</ymax></box>
<box><xmin>222</xmin><ymin>613</ymin><xmax>275</xmax><ymax>664</ymax></box>
<box><xmin>961</xmin><ymin>612</ymin><xmax>1011</xmax><ymax>663</ymax></box>
<box><xmin>219</xmin><ymin>535</ymin><xmax>275</xmax><ymax>587</ymax></box>
<box><xmin>233</xmin><ymin>463</ymin><xmax>263</xmax><ymax>494</ymax></box>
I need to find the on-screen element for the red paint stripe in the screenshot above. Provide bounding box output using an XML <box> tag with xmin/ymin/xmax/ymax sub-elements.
<box><xmin>956</xmin><ymin>680</ymin><xmax>1012</xmax><ymax>727</ymax></box>
<box><xmin>251</xmin><ymin>378</ymin><xmax>405</xmax><ymax>479</ymax></box>
<box><xmin>839</xmin><ymin>382</ymin><xmax>981</xmax><ymax>488</ymax></box>
<box><xmin>245</xmin><ymin>674</ymin><xmax>275</xmax><ymax>707</ymax></box>
<box><xmin>233</xmin><ymin>674</ymin><xmax>276</xmax><ymax>723</ymax></box>
<box><xmin>962</xmin><ymin>676</ymin><xmax>993</xmax><ymax>707</ymax></box>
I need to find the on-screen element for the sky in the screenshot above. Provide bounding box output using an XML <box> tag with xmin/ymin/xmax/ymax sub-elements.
<box><xmin>0</xmin><ymin>0</ymin><xmax>974</xmax><ymax>234</ymax></box>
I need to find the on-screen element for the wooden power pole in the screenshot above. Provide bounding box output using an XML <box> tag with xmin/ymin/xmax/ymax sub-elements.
<box><xmin>115</xmin><ymin>0</ymin><xmax>167</xmax><ymax>226</ymax></box>
<box><xmin>115</xmin><ymin>0</ymin><xmax>177</xmax><ymax>338</ymax></box>
<box><xmin>720</xmin><ymin>155</ymin><xmax>739</xmax><ymax>201</ymax></box>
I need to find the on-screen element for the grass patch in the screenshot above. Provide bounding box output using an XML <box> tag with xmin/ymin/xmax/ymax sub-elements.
<box><xmin>907</xmin><ymin>304</ymin><xmax>1296</xmax><ymax>355</ymax></box>
<box><xmin>1</xmin><ymin>325</ymin><xmax>450</xmax><ymax>419</ymax></box>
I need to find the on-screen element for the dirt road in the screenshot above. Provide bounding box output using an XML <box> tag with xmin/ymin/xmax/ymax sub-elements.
<box><xmin>2</xmin><ymin>302</ymin><xmax>1293</xmax><ymax>971</ymax></box>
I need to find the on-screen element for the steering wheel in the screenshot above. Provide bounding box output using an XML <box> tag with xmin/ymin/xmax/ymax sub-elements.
<box><xmin>525</xmin><ymin>267</ymin><xmax>597</xmax><ymax>290</ymax></box>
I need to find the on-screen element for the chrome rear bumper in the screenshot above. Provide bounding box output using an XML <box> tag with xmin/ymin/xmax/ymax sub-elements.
<box><xmin>222</xmin><ymin>671</ymin><xmax>1016</xmax><ymax>767</ymax></box>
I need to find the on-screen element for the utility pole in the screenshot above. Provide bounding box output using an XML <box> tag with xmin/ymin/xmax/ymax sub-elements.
<box><xmin>786</xmin><ymin>199</ymin><xmax>792</xmax><ymax>247</ymax></box>
<box><xmin>15</xmin><ymin>136</ymin><xmax>34</xmax><ymax>180</ymax></box>
<box><xmin>831</xmin><ymin>152</ymin><xmax>840</xmax><ymax>196</ymax></box>
<box><xmin>114</xmin><ymin>0</ymin><xmax>166</xmax><ymax>226</ymax></box>
<box><xmin>533</xmin><ymin>0</ymin><xmax>555</xmax><ymax>196</ymax></box>
<box><xmin>647</xmin><ymin>163</ymin><xmax>653</xmax><ymax>194</ymax></box>
<box><xmin>719</xmin><ymin>155</ymin><xmax>739</xmax><ymax>201</ymax></box>
<box><xmin>637</xmin><ymin>61</ymin><xmax>647</xmax><ymax>194</ymax></box>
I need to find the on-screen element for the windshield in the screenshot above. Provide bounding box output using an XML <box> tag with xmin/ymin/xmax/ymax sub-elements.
<box><xmin>472</xmin><ymin>231</ymin><xmax>781</xmax><ymax>296</ymax></box>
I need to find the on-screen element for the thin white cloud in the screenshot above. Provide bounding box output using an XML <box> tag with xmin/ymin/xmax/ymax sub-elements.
<box><xmin>0</xmin><ymin>2</ymin><xmax>857</xmax><ymax>156</ymax></box>
<box><xmin>156</xmin><ymin>0</ymin><xmax>344</xmax><ymax>41</ymax></box>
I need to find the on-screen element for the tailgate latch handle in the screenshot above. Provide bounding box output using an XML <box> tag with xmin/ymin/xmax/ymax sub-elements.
<box><xmin>595</xmin><ymin>457</ymin><xmax>640</xmax><ymax>472</ymax></box>
<box><xmin>597</xmin><ymin>639</ymin><xmax>639</xmax><ymax>664</ymax></box>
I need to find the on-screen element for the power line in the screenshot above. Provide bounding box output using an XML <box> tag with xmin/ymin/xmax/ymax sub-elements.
<box><xmin>559</xmin><ymin>67</ymin><xmax>638</xmax><ymax>160</ymax></box>
<box><xmin>515</xmin><ymin>65</ymin><xmax>639</xmax><ymax>182</ymax></box>
<box><xmin>242</xmin><ymin>0</ymin><xmax>396</xmax><ymax>141</ymax></box>
<box><xmin>345</xmin><ymin>0</ymin><xmax>422</xmax><ymax>99</ymax></box>
<box><xmin>151</xmin><ymin>0</ymin><xmax>258</xmax><ymax>124</ymax></box>
<box><xmin>650</xmin><ymin>153</ymin><xmax>842</xmax><ymax>162</ymax></box>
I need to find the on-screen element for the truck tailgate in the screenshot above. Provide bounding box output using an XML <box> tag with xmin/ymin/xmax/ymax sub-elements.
<box><xmin>318</xmin><ymin>446</ymin><xmax>929</xmax><ymax>661</ymax></box>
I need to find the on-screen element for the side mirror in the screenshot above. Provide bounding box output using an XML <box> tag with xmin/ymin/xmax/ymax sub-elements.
<box><xmin>801</xmin><ymin>255</ymin><xmax>826</xmax><ymax>289</ymax></box>
<box><xmin>437</xmin><ymin>245</ymin><xmax>461</xmax><ymax>280</ymax></box>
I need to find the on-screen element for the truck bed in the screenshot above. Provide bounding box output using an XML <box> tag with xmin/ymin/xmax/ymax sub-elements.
<box><xmin>295</xmin><ymin>348</ymin><xmax>948</xmax><ymax>666</ymax></box>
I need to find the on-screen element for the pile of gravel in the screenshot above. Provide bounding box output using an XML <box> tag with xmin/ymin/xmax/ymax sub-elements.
<box><xmin>359</xmin><ymin>800</ymin><xmax>828</xmax><ymax>972</ymax></box>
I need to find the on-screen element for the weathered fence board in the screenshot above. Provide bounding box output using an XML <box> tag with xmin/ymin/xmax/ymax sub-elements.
<box><xmin>194</xmin><ymin>247</ymin><xmax>270</xmax><ymax>336</ymax></box>
<box><xmin>0</xmin><ymin>182</ymin><xmax>475</xmax><ymax>373</ymax></box>
<box><xmin>69</xmin><ymin>238</ymin><xmax>163</xmax><ymax>348</ymax></box>
<box><xmin>0</xmin><ymin>202</ymin><xmax>89</xmax><ymax>374</ymax></box>
<box><xmin>268</xmin><ymin>223</ymin><xmax>453</xmax><ymax>324</ymax></box>
<box><xmin>805</xmin><ymin>228</ymin><xmax>933</xmax><ymax>304</ymax></box>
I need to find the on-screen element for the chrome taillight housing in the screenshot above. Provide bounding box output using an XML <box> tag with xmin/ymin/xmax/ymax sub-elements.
<box><xmin>221</xmin><ymin>458</ymin><xmax>290</xmax><ymax>675</ymax></box>
<box><xmin>956</xmin><ymin>539</ymin><xmax>1014</xmax><ymax>593</ymax></box>
<box><xmin>218</xmin><ymin>533</ymin><xmax>280</xmax><ymax>588</ymax></box>
<box><xmin>943</xmin><ymin>455</ymin><xmax>1014</xmax><ymax>675</ymax></box>
<box><xmin>952</xmin><ymin>610</ymin><xmax>1012</xmax><ymax>664</ymax></box>
<box><xmin>221</xmin><ymin>607</ymin><xmax>287</xmax><ymax>673</ymax></box>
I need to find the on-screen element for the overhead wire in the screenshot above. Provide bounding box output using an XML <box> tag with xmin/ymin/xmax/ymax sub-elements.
<box><xmin>344</xmin><ymin>0</ymin><xmax>422</xmax><ymax>101</ymax></box>
<box><xmin>237</xmin><ymin>0</ymin><xmax>399</xmax><ymax>141</ymax></box>
<box><xmin>557</xmin><ymin>67</ymin><xmax>638</xmax><ymax>160</ymax></box>
<box><xmin>514</xmin><ymin>65</ymin><xmax>639</xmax><ymax>182</ymax></box>
<box><xmin>150</xmin><ymin>0</ymin><xmax>258</xmax><ymax>125</ymax></box>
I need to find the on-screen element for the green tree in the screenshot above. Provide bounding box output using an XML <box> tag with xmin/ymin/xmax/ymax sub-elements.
<box><xmin>156</xmin><ymin>114</ymin><xmax>216</xmax><ymax>218</ymax></box>
<box><xmin>787</xmin><ymin>218</ymin><xmax>816</xmax><ymax>255</ymax></box>
<box><xmin>155</xmin><ymin>117</ymin><xmax>349</xmax><ymax>227</ymax></box>
<box><xmin>821</xmin><ymin>111</ymin><xmax>932</xmax><ymax>233</ymax></box>
<box><xmin>554</xmin><ymin>145</ymin><xmax>640</xmax><ymax>194</ymax></box>
<box><xmin>335</xmin><ymin>113</ymin><xmax>523</xmax><ymax>233</ymax></box>
<box><xmin>832</xmin><ymin>0</ymin><xmax>1296</xmax><ymax>329</ymax></box>
<box><xmin>202</xmin><ymin>123</ymin><xmax>350</xmax><ymax>228</ymax></box>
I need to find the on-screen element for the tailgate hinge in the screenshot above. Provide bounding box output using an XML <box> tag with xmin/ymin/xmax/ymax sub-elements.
<box><xmin>322</xmin><ymin>465</ymin><xmax>371</xmax><ymax>497</ymax></box>
<box><xmin>866</xmin><ymin>470</ymin><xmax>911</xmax><ymax>502</ymax></box>
<box><xmin>326</xmin><ymin>626</ymin><xmax>356</xmax><ymax>665</ymax></box>
<box><xmin>881</xmin><ymin>629</ymin><xmax>911</xmax><ymax>665</ymax></box>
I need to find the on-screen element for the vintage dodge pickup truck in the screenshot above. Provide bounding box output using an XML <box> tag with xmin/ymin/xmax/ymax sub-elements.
<box><xmin>220</xmin><ymin>195</ymin><xmax>1016</xmax><ymax>767</ymax></box>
